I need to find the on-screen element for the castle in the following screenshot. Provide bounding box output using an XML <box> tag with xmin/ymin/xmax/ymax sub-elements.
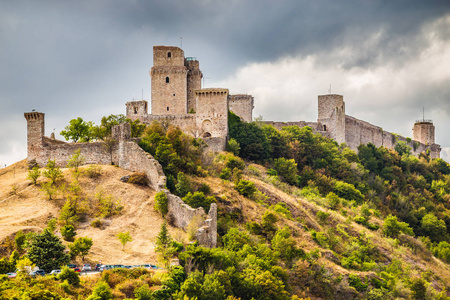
<box><xmin>125</xmin><ymin>46</ymin><xmax>254</xmax><ymax>152</ymax></box>
<box><xmin>126</xmin><ymin>45</ymin><xmax>440</xmax><ymax>158</ymax></box>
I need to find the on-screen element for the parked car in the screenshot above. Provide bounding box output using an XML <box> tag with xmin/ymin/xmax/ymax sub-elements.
<box><xmin>95</xmin><ymin>264</ymin><xmax>102</xmax><ymax>271</ymax></box>
<box><xmin>124</xmin><ymin>265</ymin><xmax>132</xmax><ymax>269</ymax></box>
<box><xmin>6</xmin><ymin>272</ymin><xmax>16</xmax><ymax>278</ymax></box>
<box><xmin>30</xmin><ymin>269</ymin><xmax>46</xmax><ymax>277</ymax></box>
<box><xmin>82</xmin><ymin>264</ymin><xmax>91</xmax><ymax>271</ymax></box>
<box><xmin>67</xmin><ymin>264</ymin><xmax>77</xmax><ymax>269</ymax></box>
<box><xmin>73</xmin><ymin>267</ymin><xmax>81</xmax><ymax>272</ymax></box>
<box><xmin>50</xmin><ymin>269</ymin><xmax>61</xmax><ymax>275</ymax></box>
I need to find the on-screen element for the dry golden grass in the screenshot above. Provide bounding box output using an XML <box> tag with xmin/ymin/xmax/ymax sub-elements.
<box><xmin>0</xmin><ymin>160</ymin><xmax>187</xmax><ymax>266</ymax></box>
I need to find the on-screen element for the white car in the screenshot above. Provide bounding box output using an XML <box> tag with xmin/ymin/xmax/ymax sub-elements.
<box><xmin>50</xmin><ymin>269</ymin><xmax>61</xmax><ymax>275</ymax></box>
<box><xmin>81</xmin><ymin>264</ymin><xmax>91</xmax><ymax>271</ymax></box>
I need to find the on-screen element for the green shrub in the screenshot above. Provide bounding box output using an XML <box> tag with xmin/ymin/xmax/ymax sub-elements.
<box><xmin>183</xmin><ymin>192</ymin><xmax>216</xmax><ymax>212</ymax></box>
<box><xmin>273</xmin><ymin>157</ymin><xmax>298</xmax><ymax>185</ymax></box>
<box><xmin>61</xmin><ymin>224</ymin><xmax>77</xmax><ymax>242</ymax></box>
<box><xmin>197</xmin><ymin>183</ymin><xmax>211</xmax><ymax>195</ymax></box>
<box><xmin>333</xmin><ymin>181</ymin><xmax>364</xmax><ymax>204</ymax></box>
<box><xmin>175</xmin><ymin>172</ymin><xmax>192</xmax><ymax>197</ymax></box>
<box><xmin>326</xmin><ymin>192</ymin><xmax>340</xmax><ymax>209</ymax></box>
<box><xmin>91</xmin><ymin>218</ymin><xmax>103</xmax><ymax>228</ymax></box>
<box><xmin>348</xmin><ymin>274</ymin><xmax>368</xmax><ymax>292</ymax></box>
<box><xmin>219</xmin><ymin>168</ymin><xmax>232</xmax><ymax>180</ymax></box>
<box><xmin>58</xmin><ymin>266</ymin><xmax>80</xmax><ymax>286</ymax></box>
<box><xmin>226</xmin><ymin>138</ymin><xmax>241</xmax><ymax>156</ymax></box>
<box><xmin>154</xmin><ymin>191</ymin><xmax>169</xmax><ymax>217</ymax></box>
<box><xmin>225</xmin><ymin>154</ymin><xmax>245</xmax><ymax>171</ymax></box>
<box><xmin>382</xmin><ymin>215</ymin><xmax>414</xmax><ymax>238</ymax></box>
<box><xmin>85</xmin><ymin>165</ymin><xmax>102</xmax><ymax>178</ymax></box>
<box><xmin>28</xmin><ymin>166</ymin><xmax>40</xmax><ymax>185</ymax></box>
<box><xmin>128</xmin><ymin>172</ymin><xmax>149</xmax><ymax>186</ymax></box>
<box><xmin>235</xmin><ymin>180</ymin><xmax>257</xmax><ymax>198</ymax></box>
<box><xmin>270</xmin><ymin>203</ymin><xmax>292</xmax><ymax>220</ymax></box>
<box><xmin>316</xmin><ymin>211</ymin><xmax>330</xmax><ymax>224</ymax></box>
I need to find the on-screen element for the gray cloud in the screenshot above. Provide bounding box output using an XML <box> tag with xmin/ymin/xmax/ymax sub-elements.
<box><xmin>1</xmin><ymin>0</ymin><xmax>450</xmax><ymax>166</ymax></box>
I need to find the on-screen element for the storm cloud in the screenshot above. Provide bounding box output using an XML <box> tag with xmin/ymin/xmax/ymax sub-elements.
<box><xmin>1</xmin><ymin>0</ymin><xmax>450</xmax><ymax>166</ymax></box>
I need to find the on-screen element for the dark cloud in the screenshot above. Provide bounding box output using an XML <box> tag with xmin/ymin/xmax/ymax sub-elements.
<box><xmin>1</xmin><ymin>0</ymin><xmax>450</xmax><ymax>165</ymax></box>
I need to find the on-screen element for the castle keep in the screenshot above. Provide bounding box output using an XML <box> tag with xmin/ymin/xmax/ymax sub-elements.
<box><xmin>126</xmin><ymin>46</ymin><xmax>254</xmax><ymax>151</ymax></box>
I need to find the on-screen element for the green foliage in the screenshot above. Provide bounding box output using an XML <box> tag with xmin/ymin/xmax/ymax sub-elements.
<box><xmin>57</xmin><ymin>266</ymin><xmax>80</xmax><ymax>286</ymax></box>
<box><xmin>87</xmin><ymin>281</ymin><xmax>114</xmax><ymax>300</ymax></box>
<box><xmin>85</xmin><ymin>165</ymin><xmax>102</xmax><ymax>178</ymax></box>
<box><xmin>269</xmin><ymin>203</ymin><xmax>293</xmax><ymax>220</ymax></box>
<box><xmin>128</xmin><ymin>172</ymin><xmax>149</xmax><ymax>186</ymax></box>
<box><xmin>176</xmin><ymin>172</ymin><xmax>192</xmax><ymax>197</ymax></box>
<box><xmin>226</xmin><ymin>138</ymin><xmax>240</xmax><ymax>156</ymax></box>
<box><xmin>273</xmin><ymin>157</ymin><xmax>298</xmax><ymax>185</ymax></box>
<box><xmin>95</xmin><ymin>190</ymin><xmax>123</xmax><ymax>218</ymax></box>
<box><xmin>27</xmin><ymin>166</ymin><xmax>40</xmax><ymax>185</ymax></box>
<box><xmin>154</xmin><ymin>191</ymin><xmax>168</xmax><ymax>217</ymax></box>
<box><xmin>222</xmin><ymin>227</ymin><xmax>252</xmax><ymax>252</ymax></box>
<box><xmin>197</xmin><ymin>183</ymin><xmax>212</xmax><ymax>195</ymax></box>
<box><xmin>333</xmin><ymin>181</ymin><xmax>364</xmax><ymax>204</ymax></box>
<box><xmin>46</xmin><ymin>218</ymin><xmax>57</xmax><ymax>234</ymax></box>
<box><xmin>67</xmin><ymin>149</ymin><xmax>85</xmax><ymax>172</ymax></box>
<box><xmin>225</xmin><ymin>154</ymin><xmax>245</xmax><ymax>171</ymax></box>
<box><xmin>409</xmin><ymin>277</ymin><xmax>427</xmax><ymax>300</ymax></box>
<box><xmin>27</xmin><ymin>229</ymin><xmax>70</xmax><ymax>273</ymax></box>
<box><xmin>183</xmin><ymin>191</ymin><xmax>216</xmax><ymax>212</ymax></box>
<box><xmin>271</xmin><ymin>227</ymin><xmax>303</xmax><ymax>263</ymax></box>
<box><xmin>235</xmin><ymin>179</ymin><xmax>257</xmax><ymax>198</ymax></box>
<box><xmin>326</xmin><ymin>192</ymin><xmax>341</xmax><ymax>209</ymax></box>
<box><xmin>261</xmin><ymin>211</ymin><xmax>278</xmax><ymax>235</ymax></box>
<box><xmin>117</xmin><ymin>231</ymin><xmax>132</xmax><ymax>251</ymax></box>
<box><xmin>60</xmin><ymin>117</ymin><xmax>91</xmax><ymax>142</ymax></box>
<box><xmin>431</xmin><ymin>241</ymin><xmax>450</xmax><ymax>262</ymax></box>
<box><xmin>42</xmin><ymin>159</ymin><xmax>63</xmax><ymax>184</ymax></box>
<box><xmin>134</xmin><ymin>284</ymin><xmax>153</xmax><ymax>300</ymax></box>
<box><xmin>316</xmin><ymin>211</ymin><xmax>330</xmax><ymax>223</ymax></box>
<box><xmin>421</xmin><ymin>213</ymin><xmax>447</xmax><ymax>242</ymax></box>
<box><xmin>229</xmin><ymin>114</ymin><xmax>271</xmax><ymax>162</ymax></box>
<box><xmin>382</xmin><ymin>215</ymin><xmax>414</xmax><ymax>238</ymax></box>
<box><xmin>59</xmin><ymin>196</ymin><xmax>80</xmax><ymax>226</ymax></box>
<box><xmin>14</xmin><ymin>230</ymin><xmax>26</xmax><ymax>253</ymax></box>
<box><xmin>348</xmin><ymin>274</ymin><xmax>369</xmax><ymax>292</ymax></box>
<box><xmin>394</xmin><ymin>141</ymin><xmax>411</xmax><ymax>156</ymax></box>
<box><xmin>69</xmin><ymin>237</ymin><xmax>93</xmax><ymax>260</ymax></box>
<box><xmin>219</xmin><ymin>167</ymin><xmax>232</xmax><ymax>180</ymax></box>
<box><xmin>61</xmin><ymin>224</ymin><xmax>76</xmax><ymax>241</ymax></box>
<box><xmin>155</xmin><ymin>222</ymin><xmax>176</xmax><ymax>267</ymax></box>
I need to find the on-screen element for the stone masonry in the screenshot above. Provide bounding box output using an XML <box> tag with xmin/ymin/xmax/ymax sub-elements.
<box><xmin>24</xmin><ymin>113</ymin><xmax>218</xmax><ymax>248</ymax></box>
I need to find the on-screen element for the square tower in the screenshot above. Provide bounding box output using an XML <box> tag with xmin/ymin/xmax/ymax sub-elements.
<box><xmin>24</xmin><ymin>112</ymin><xmax>45</xmax><ymax>164</ymax></box>
<box><xmin>150</xmin><ymin>46</ymin><xmax>188</xmax><ymax>115</ymax></box>
<box><xmin>413</xmin><ymin>120</ymin><xmax>435</xmax><ymax>145</ymax></box>
<box><xmin>228</xmin><ymin>94</ymin><xmax>254</xmax><ymax>122</ymax></box>
<box><xmin>195</xmin><ymin>88</ymin><xmax>229</xmax><ymax>138</ymax></box>
<box><xmin>318</xmin><ymin>94</ymin><xmax>346</xmax><ymax>144</ymax></box>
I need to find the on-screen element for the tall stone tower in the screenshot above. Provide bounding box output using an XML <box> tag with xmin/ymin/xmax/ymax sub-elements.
<box><xmin>228</xmin><ymin>94</ymin><xmax>254</xmax><ymax>122</ymax></box>
<box><xmin>150</xmin><ymin>46</ymin><xmax>188</xmax><ymax>115</ymax></box>
<box><xmin>24</xmin><ymin>112</ymin><xmax>45</xmax><ymax>164</ymax></box>
<box><xmin>186</xmin><ymin>58</ymin><xmax>203</xmax><ymax>112</ymax></box>
<box><xmin>413</xmin><ymin>120</ymin><xmax>435</xmax><ymax>145</ymax></box>
<box><xmin>195</xmin><ymin>88</ymin><xmax>229</xmax><ymax>138</ymax></box>
<box><xmin>318</xmin><ymin>94</ymin><xmax>346</xmax><ymax>144</ymax></box>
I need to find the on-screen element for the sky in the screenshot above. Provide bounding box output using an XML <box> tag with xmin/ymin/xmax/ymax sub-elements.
<box><xmin>1</xmin><ymin>0</ymin><xmax>450</xmax><ymax>167</ymax></box>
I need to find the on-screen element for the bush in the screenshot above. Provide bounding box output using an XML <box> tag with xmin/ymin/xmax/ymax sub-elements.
<box><xmin>87</xmin><ymin>281</ymin><xmax>113</xmax><ymax>300</ymax></box>
<box><xmin>273</xmin><ymin>158</ymin><xmax>298</xmax><ymax>185</ymax></box>
<box><xmin>91</xmin><ymin>219</ymin><xmax>103</xmax><ymax>228</ymax></box>
<box><xmin>175</xmin><ymin>172</ymin><xmax>192</xmax><ymax>197</ymax></box>
<box><xmin>197</xmin><ymin>183</ymin><xmax>211</xmax><ymax>195</ymax></box>
<box><xmin>333</xmin><ymin>181</ymin><xmax>364</xmax><ymax>204</ymax></box>
<box><xmin>382</xmin><ymin>215</ymin><xmax>414</xmax><ymax>238</ymax></box>
<box><xmin>28</xmin><ymin>166</ymin><xmax>40</xmax><ymax>185</ymax></box>
<box><xmin>42</xmin><ymin>159</ymin><xmax>63</xmax><ymax>183</ymax></box>
<box><xmin>183</xmin><ymin>192</ymin><xmax>216</xmax><ymax>212</ymax></box>
<box><xmin>235</xmin><ymin>179</ymin><xmax>257</xmax><ymax>198</ymax></box>
<box><xmin>219</xmin><ymin>167</ymin><xmax>232</xmax><ymax>181</ymax></box>
<box><xmin>128</xmin><ymin>172</ymin><xmax>149</xmax><ymax>186</ymax></box>
<box><xmin>154</xmin><ymin>191</ymin><xmax>168</xmax><ymax>217</ymax></box>
<box><xmin>225</xmin><ymin>154</ymin><xmax>245</xmax><ymax>171</ymax></box>
<box><xmin>58</xmin><ymin>266</ymin><xmax>80</xmax><ymax>286</ymax></box>
<box><xmin>61</xmin><ymin>224</ymin><xmax>77</xmax><ymax>241</ymax></box>
<box><xmin>226</xmin><ymin>138</ymin><xmax>240</xmax><ymax>156</ymax></box>
<box><xmin>85</xmin><ymin>165</ymin><xmax>102</xmax><ymax>178</ymax></box>
<box><xmin>326</xmin><ymin>192</ymin><xmax>341</xmax><ymax>209</ymax></box>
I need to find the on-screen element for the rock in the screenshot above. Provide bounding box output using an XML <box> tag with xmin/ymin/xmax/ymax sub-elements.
<box><xmin>120</xmin><ymin>175</ymin><xmax>131</xmax><ymax>183</ymax></box>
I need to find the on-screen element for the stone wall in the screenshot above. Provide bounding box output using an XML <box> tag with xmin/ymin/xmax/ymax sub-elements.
<box><xmin>126</xmin><ymin>101</ymin><xmax>148</xmax><ymax>122</ymax></box>
<box><xmin>186</xmin><ymin>59</ymin><xmax>202</xmax><ymax>113</ymax></box>
<box><xmin>151</xmin><ymin>67</ymin><xmax>188</xmax><ymax>115</ymax></box>
<box><xmin>413</xmin><ymin>121</ymin><xmax>435</xmax><ymax>145</ymax></box>
<box><xmin>318</xmin><ymin>94</ymin><xmax>346</xmax><ymax>144</ymax></box>
<box><xmin>228</xmin><ymin>94</ymin><xmax>254</xmax><ymax>123</ymax></box>
<box><xmin>25</xmin><ymin>113</ymin><xmax>218</xmax><ymax>247</ymax></box>
<box><xmin>204</xmin><ymin>137</ymin><xmax>227</xmax><ymax>153</ymax></box>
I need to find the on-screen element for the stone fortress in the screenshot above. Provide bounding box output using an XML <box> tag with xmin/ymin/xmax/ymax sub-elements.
<box><xmin>126</xmin><ymin>45</ymin><xmax>440</xmax><ymax>159</ymax></box>
<box><xmin>23</xmin><ymin>44</ymin><xmax>441</xmax><ymax>247</ymax></box>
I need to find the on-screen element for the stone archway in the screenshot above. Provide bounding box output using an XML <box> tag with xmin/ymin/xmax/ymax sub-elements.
<box><xmin>201</xmin><ymin>120</ymin><xmax>212</xmax><ymax>137</ymax></box>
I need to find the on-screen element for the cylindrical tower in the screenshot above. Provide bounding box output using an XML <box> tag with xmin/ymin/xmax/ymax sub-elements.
<box><xmin>186</xmin><ymin>58</ymin><xmax>202</xmax><ymax>113</ymax></box>
<box><xmin>413</xmin><ymin>120</ymin><xmax>435</xmax><ymax>145</ymax></box>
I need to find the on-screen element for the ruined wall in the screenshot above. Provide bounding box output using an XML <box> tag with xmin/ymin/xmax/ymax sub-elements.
<box><xmin>195</xmin><ymin>88</ymin><xmax>229</xmax><ymax>138</ymax></box>
<box><xmin>204</xmin><ymin>137</ymin><xmax>227</xmax><ymax>152</ymax></box>
<box><xmin>228</xmin><ymin>94</ymin><xmax>254</xmax><ymax>123</ymax></box>
<box><xmin>195</xmin><ymin>203</ymin><xmax>217</xmax><ymax>248</ymax></box>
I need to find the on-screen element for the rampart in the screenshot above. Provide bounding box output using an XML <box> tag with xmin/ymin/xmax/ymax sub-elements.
<box><xmin>24</xmin><ymin>113</ymin><xmax>218</xmax><ymax>247</ymax></box>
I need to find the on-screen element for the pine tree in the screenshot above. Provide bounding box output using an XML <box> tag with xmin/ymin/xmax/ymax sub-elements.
<box><xmin>27</xmin><ymin>229</ymin><xmax>70</xmax><ymax>272</ymax></box>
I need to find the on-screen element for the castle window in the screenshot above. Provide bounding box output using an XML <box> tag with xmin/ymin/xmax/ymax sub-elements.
<box><xmin>167</xmin><ymin>107</ymin><xmax>169</xmax><ymax>111</ymax></box>
<box><xmin>168</xmin><ymin>52</ymin><xmax>171</xmax><ymax>58</ymax></box>
<box><xmin>166</xmin><ymin>77</ymin><xmax>169</xmax><ymax>83</ymax></box>
<box><xmin>173</xmin><ymin>94</ymin><xmax>175</xmax><ymax>96</ymax></box>
<box><xmin>134</xmin><ymin>107</ymin><xmax>138</xmax><ymax>114</ymax></box>
<box><xmin>323</xmin><ymin>125</ymin><xmax>327</xmax><ymax>131</ymax></box>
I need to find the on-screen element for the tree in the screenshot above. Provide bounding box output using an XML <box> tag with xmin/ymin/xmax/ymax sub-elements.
<box><xmin>57</xmin><ymin>266</ymin><xmax>80</xmax><ymax>286</ymax></box>
<box><xmin>156</xmin><ymin>222</ymin><xmax>174</xmax><ymax>266</ymax></box>
<box><xmin>226</xmin><ymin>138</ymin><xmax>240</xmax><ymax>156</ymax></box>
<box><xmin>183</xmin><ymin>191</ymin><xmax>216</xmax><ymax>212</ymax></box>
<box><xmin>27</xmin><ymin>229</ymin><xmax>70</xmax><ymax>273</ymax></box>
<box><xmin>60</xmin><ymin>117</ymin><xmax>91</xmax><ymax>142</ymax></box>
<box><xmin>273</xmin><ymin>158</ymin><xmax>298</xmax><ymax>185</ymax></box>
<box><xmin>87</xmin><ymin>281</ymin><xmax>113</xmax><ymax>300</ymax></box>
<box><xmin>235</xmin><ymin>180</ymin><xmax>257</xmax><ymax>198</ymax></box>
<box><xmin>154</xmin><ymin>191</ymin><xmax>168</xmax><ymax>217</ymax></box>
<box><xmin>117</xmin><ymin>231</ymin><xmax>132</xmax><ymax>251</ymax></box>
<box><xmin>42</xmin><ymin>159</ymin><xmax>63</xmax><ymax>184</ymax></box>
<box><xmin>175</xmin><ymin>172</ymin><xmax>192</xmax><ymax>197</ymax></box>
<box><xmin>382</xmin><ymin>215</ymin><xmax>414</xmax><ymax>238</ymax></box>
<box><xmin>27</xmin><ymin>166</ymin><xmax>40</xmax><ymax>185</ymax></box>
<box><xmin>421</xmin><ymin>213</ymin><xmax>447</xmax><ymax>242</ymax></box>
<box><xmin>67</xmin><ymin>149</ymin><xmax>85</xmax><ymax>173</ymax></box>
<box><xmin>61</xmin><ymin>224</ymin><xmax>77</xmax><ymax>241</ymax></box>
<box><xmin>69</xmin><ymin>237</ymin><xmax>93</xmax><ymax>260</ymax></box>
<box><xmin>14</xmin><ymin>230</ymin><xmax>26</xmax><ymax>253</ymax></box>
